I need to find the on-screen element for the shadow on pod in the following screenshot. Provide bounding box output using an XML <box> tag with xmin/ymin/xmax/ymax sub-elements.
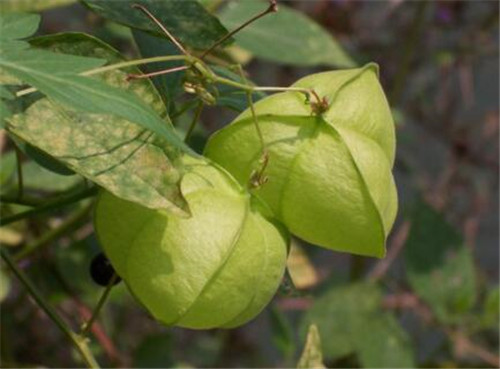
<box><xmin>205</xmin><ymin>64</ymin><xmax>398</xmax><ymax>258</ymax></box>
<box><xmin>94</xmin><ymin>158</ymin><xmax>288</xmax><ymax>329</ymax></box>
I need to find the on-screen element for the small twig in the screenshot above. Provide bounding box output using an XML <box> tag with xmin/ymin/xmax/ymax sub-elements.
<box><xmin>383</xmin><ymin>293</ymin><xmax>500</xmax><ymax>367</ymax></box>
<box><xmin>184</xmin><ymin>101</ymin><xmax>204</xmax><ymax>143</ymax></box>
<box><xmin>81</xmin><ymin>273</ymin><xmax>119</xmax><ymax>337</ymax></box>
<box><xmin>200</xmin><ymin>0</ymin><xmax>278</xmax><ymax>59</ymax></box>
<box><xmin>126</xmin><ymin>65</ymin><xmax>188</xmax><ymax>81</ymax></box>
<box><xmin>449</xmin><ymin>330</ymin><xmax>500</xmax><ymax>368</ymax></box>
<box><xmin>1</xmin><ymin>248</ymin><xmax>100</xmax><ymax>368</ymax></box>
<box><xmin>131</xmin><ymin>3</ymin><xmax>189</xmax><ymax>56</ymax></box>
<box><xmin>0</xmin><ymin>187</ymin><xmax>97</xmax><ymax>227</ymax></box>
<box><xmin>368</xmin><ymin>221</ymin><xmax>411</xmax><ymax>282</ymax></box>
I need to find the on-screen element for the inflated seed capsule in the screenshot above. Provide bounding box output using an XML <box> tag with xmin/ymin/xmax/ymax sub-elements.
<box><xmin>94</xmin><ymin>157</ymin><xmax>288</xmax><ymax>329</ymax></box>
<box><xmin>205</xmin><ymin>63</ymin><xmax>398</xmax><ymax>258</ymax></box>
<box><xmin>90</xmin><ymin>252</ymin><xmax>121</xmax><ymax>287</ymax></box>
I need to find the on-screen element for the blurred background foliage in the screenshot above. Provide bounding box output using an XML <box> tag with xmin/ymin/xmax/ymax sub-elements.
<box><xmin>0</xmin><ymin>0</ymin><xmax>498</xmax><ymax>368</ymax></box>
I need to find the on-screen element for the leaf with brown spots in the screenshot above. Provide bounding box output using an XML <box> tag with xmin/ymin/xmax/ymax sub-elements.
<box><xmin>5</xmin><ymin>33</ymin><xmax>193</xmax><ymax>215</ymax></box>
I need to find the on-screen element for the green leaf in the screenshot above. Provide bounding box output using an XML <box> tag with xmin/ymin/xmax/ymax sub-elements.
<box><xmin>0</xmin><ymin>48</ymin><xmax>188</xmax><ymax>150</ymax></box>
<box><xmin>356</xmin><ymin>313</ymin><xmax>415</xmax><ymax>368</ymax></box>
<box><xmin>0</xmin><ymin>151</ymin><xmax>16</xmax><ymax>189</ymax></box>
<box><xmin>4</xmin><ymin>33</ymin><xmax>193</xmax><ymax>214</ymax></box>
<box><xmin>23</xmin><ymin>143</ymin><xmax>75</xmax><ymax>176</ymax></box>
<box><xmin>0</xmin><ymin>13</ymin><xmax>40</xmax><ymax>41</ymax></box>
<box><xmin>301</xmin><ymin>283</ymin><xmax>382</xmax><ymax>361</ymax></box>
<box><xmin>481</xmin><ymin>286</ymin><xmax>499</xmax><ymax>329</ymax></box>
<box><xmin>405</xmin><ymin>200</ymin><xmax>477</xmax><ymax>324</ymax></box>
<box><xmin>0</xmin><ymin>85</ymin><xmax>14</xmax><ymax>100</ymax></box>
<box><xmin>301</xmin><ymin>283</ymin><xmax>415</xmax><ymax>367</ymax></box>
<box><xmin>270</xmin><ymin>307</ymin><xmax>295</xmax><ymax>361</ymax></box>
<box><xmin>0</xmin><ymin>14</ymin><xmax>188</xmax><ymax>151</ymax></box>
<box><xmin>133</xmin><ymin>333</ymin><xmax>174</xmax><ymax>368</ymax></box>
<box><xmin>297</xmin><ymin>324</ymin><xmax>325</xmax><ymax>369</ymax></box>
<box><xmin>21</xmin><ymin>160</ymin><xmax>81</xmax><ymax>192</ymax></box>
<box><xmin>132</xmin><ymin>29</ymin><xmax>185</xmax><ymax>111</ymax></box>
<box><xmin>218</xmin><ymin>0</ymin><xmax>355</xmax><ymax>67</ymax></box>
<box><xmin>0</xmin><ymin>100</ymin><xmax>12</xmax><ymax>126</ymax></box>
<box><xmin>82</xmin><ymin>0</ymin><xmax>231</xmax><ymax>50</ymax></box>
<box><xmin>10</xmin><ymin>136</ymin><xmax>75</xmax><ymax>175</ymax></box>
<box><xmin>0</xmin><ymin>0</ymin><xmax>75</xmax><ymax>13</ymax></box>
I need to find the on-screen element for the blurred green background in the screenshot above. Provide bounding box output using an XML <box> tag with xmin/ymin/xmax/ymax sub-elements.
<box><xmin>0</xmin><ymin>0</ymin><xmax>498</xmax><ymax>367</ymax></box>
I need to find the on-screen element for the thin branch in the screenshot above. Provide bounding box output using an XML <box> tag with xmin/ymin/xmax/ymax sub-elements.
<box><xmin>13</xmin><ymin>203</ymin><xmax>93</xmax><ymax>261</ymax></box>
<box><xmin>449</xmin><ymin>330</ymin><xmax>500</xmax><ymax>368</ymax></box>
<box><xmin>0</xmin><ymin>187</ymin><xmax>97</xmax><ymax>227</ymax></box>
<box><xmin>383</xmin><ymin>292</ymin><xmax>500</xmax><ymax>367</ymax></box>
<box><xmin>81</xmin><ymin>274</ymin><xmax>119</xmax><ymax>337</ymax></box>
<box><xmin>1</xmin><ymin>248</ymin><xmax>100</xmax><ymax>368</ymax></box>
<box><xmin>131</xmin><ymin>3</ymin><xmax>189</xmax><ymax>56</ymax></box>
<box><xmin>126</xmin><ymin>65</ymin><xmax>188</xmax><ymax>81</ymax></box>
<box><xmin>0</xmin><ymin>194</ymin><xmax>44</xmax><ymax>206</ymax></box>
<box><xmin>200</xmin><ymin>0</ymin><xmax>278</xmax><ymax>59</ymax></box>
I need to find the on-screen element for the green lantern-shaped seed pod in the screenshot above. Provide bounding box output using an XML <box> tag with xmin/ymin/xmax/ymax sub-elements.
<box><xmin>94</xmin><ymin>158</ymin><xmax>288</xmax><ymax>329</ymax></box>
<box><xmin>205</xmin><ymin>64</ymin><xmax>397</xmax><ymax>258</ymax></box>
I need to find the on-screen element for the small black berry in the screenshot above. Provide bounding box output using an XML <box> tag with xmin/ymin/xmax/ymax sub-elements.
<box><xmin>90</xmin><ymin>253</ymin><xmax>121</xmax><ymax>287</ymax></box>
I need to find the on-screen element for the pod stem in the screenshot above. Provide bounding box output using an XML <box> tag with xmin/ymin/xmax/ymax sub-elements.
<box><xmin>0</xmin><ymin>186</ymin><xmax>97</xmax><ymax>227</ymax></box>
<box><xmin>81</xmin><ymin>273</ymin><xmax>119</xmax><ymax>337</ymax></box>
<box><xmin>231</xmin><ymin>64</ymin><xmax>270</xmax><ymax>188</ymax></box>
<box><xmin>184</xmin><ymin>100</ymin><xmax>204</xmax><ymax>142</ymax></box>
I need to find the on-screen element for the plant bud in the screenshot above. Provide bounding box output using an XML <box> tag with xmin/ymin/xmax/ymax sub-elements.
<box><xmin>205</xmin><ymin>64</ymin><xmax>397</xmax><ymax>258</ymax></box>
<box><xmin>94</xmin><ymin>159</ymin><xmax>288</xmax><ymax>329</ymax></box>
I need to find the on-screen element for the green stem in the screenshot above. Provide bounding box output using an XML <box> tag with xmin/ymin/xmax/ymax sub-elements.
<box><xmin>214</xmin><ymin>75</ymin><xmax>311</xmax><ymax>97</ymax></box>
<box><xmin>81</xmin><ymin>273</ymin><xmax>119</xmax><ymax>337</ymax></box>
<box><xmin>184</xmin><ymin>101</ymin><xmax>204</xmax><ymax>143</ymax></box>
<box><xmin>0</xmin><ymin>187</ymin><xmax>97</xmax><ymax>227</ymax></box>
<box><xmin>390</xmin><ymin>1</ymin><xmax>429</xmax><ymax>105</ymax></box>
<box><xmin>0</xmin><ymin>194</ymin><xmax>42</xmax><ymax>207</ymax></box>
<box><xmin>15</xmin><ymin>55</ymin><xmax>190</xmax><ymax>98</ymax></box>
<box><xmin>1</xmin><ymin>248</ymin><xmax>100</xmax><ymax>368</ymax></box>
<box><xmin>14</xmin><ymin>145</ymin><xmax>23</xmax><ymax>200</ymax></box>
<box><xmin>171</xmin><ymin>99</ymin><xmax>200</xmax><ymax>122</ymax></box>
<box><xmin>13</xmin><ymin>203</ymin><xmax>93</xmax><ymax>261</ymax></box>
